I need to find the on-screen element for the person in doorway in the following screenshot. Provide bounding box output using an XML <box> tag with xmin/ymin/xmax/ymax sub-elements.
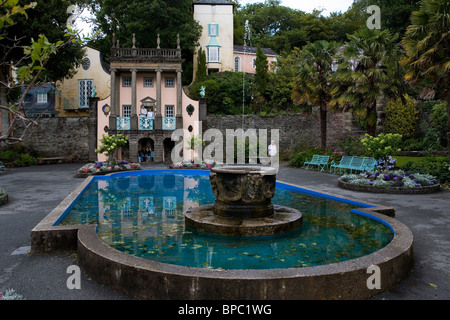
<box><xmin>147</xmin><ymin>108</ymin><xmax>154</xmax><ymax>118</ymax></box>
<box><xmin>139</xmin><ymin>148</ymin><xmax>146</xmax><ymax>162</ymax></box>
<box><xmin>268</xmin><ymin>140</ymin><xmax>277</xmax><ymax>167</ymax></box>
<box><xmin>145</xmin><ymin>146</ymin><xmax>152</xmax><ymax>162</ymax></box>
<box><xmin>140</xmin><ymin>105</ymin><xmax>148</xmax><ymax>116</ymax></box>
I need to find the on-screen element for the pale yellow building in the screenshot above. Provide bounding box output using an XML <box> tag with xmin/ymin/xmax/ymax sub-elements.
<box><xmin>193</xmin><ymin>0</ymin><xmax>235</xmax><ymax>75</ymax></box>
<box><xmin>55</xmin><ymin>46</ymin><xmax>110</xmax><ymax>117</ymax></box>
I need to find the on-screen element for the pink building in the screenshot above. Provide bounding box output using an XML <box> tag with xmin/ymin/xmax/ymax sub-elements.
<box><xmin>96</xmin><ymin>34</ymin><xmax>202</xmax><ymax>163</ymax></box>
<box><xmin>233</xmin><ymin>46</ymin><xmax>277</xmax><ymax>74</ymax></box>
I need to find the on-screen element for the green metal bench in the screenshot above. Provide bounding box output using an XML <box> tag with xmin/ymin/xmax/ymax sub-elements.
<box><xmin>330</xmin><ymin>155</ymin><xmax>353</xmax><ymax>174</ymax></box>
<box><xmin>330</xmin><ymin>156</ymin><xmax>372</xmax><ymax>174</ymax></box>
<box><xmin>362</xmin><ymin>157</ymin><xmax>377</xmax><ymax>172</ymax></box>
<box><xmin>303</xmin><ymin>155</ymin><xmax>330</xmax><ymax>172</ymax></box>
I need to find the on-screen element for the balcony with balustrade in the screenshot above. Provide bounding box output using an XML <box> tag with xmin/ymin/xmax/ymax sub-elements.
<box><xmin>115</xmin><ymin>116</ymin><xmax>176</xmax><ymax>131</ymax></box>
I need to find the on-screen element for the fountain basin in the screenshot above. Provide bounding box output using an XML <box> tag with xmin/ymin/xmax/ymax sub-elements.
<box><xmin>30</xmin><ymin>170</ymin><xmax>413</xmax><ymax>300</ymax></box>
<box><xmin>187</xmin><ymin>166</ymin><xmax>302</xmax><ymax>236</ymax></box>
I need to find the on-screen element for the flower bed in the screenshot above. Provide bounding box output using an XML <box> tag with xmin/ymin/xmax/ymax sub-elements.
<box><xmin>0</xmin><ymin>189</ymin><xmax>8</xmax><ymax>206</ymax></box>
<box><xmin>169</xmin><ymin>160</ymin><xmax>225</xmax><ymax>170</ymax></box>
<box><xmin>76</xmin><ymin>161</ymin><xmax>141</xmax><ymax>178</ymax></box>
<box><xmin>338</xmin><ymin>170</ymin><xmax>441</xmax><ymax>194</ymax></box>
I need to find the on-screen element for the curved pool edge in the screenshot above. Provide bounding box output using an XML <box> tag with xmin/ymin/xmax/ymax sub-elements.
<box><xmin>30</xmin><ymin>169</ymin><xmax>414</xmax><ymax>300</ymax></box>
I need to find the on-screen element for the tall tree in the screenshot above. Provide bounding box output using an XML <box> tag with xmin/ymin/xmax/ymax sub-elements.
<box><xmin>87</xmin><ymin>0</ymin><xmax>201</xmax><ymax>83</ymax></box>
<box><xmin>402</xmin><ymin>0</ymin><xmax>450</xmax><ymax>158</ymax></box>
<box><xmin>335</xmin><ymin>28</ymin><xmax>405</xmax><ymax>136</ymax></box>
<box><xmin>254</xmin><ymin>46</ymin><xmax>269</xmax><ymax>97</ymax></box>
<box><xmin>0</xmin><ymin>1</ymin><xmax>79</xmax><ymax>144</ymax></box>
<box><xmin>292</xmin><ymin>40</ymin><xmax>340</xmax><ymax>149</ymax></box>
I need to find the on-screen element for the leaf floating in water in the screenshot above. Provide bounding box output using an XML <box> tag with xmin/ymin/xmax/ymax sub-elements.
<box><xmin>428</xmin><ymin>283</ymin><xmax>437</xmax><ymax>289</ymax></box>
<box><xmin>227</xmin><ymin>257</ymin><xmax>236</xmax><ymax>261</ymax></box>
<box><xmin>192</xmin><ymin>244</ymin><xmax>203</xmax><ymax>249</ymax></box>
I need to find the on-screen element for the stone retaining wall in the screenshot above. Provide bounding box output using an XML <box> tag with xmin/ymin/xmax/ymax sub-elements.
<box><xmin>205</xmin><ymin>110</ymin><xmax>364</xmax><ymax>153</ymax></box>
<box><xmin>16</xmin><ymin>117</ymin><xmax>90</xmax><ymax>162</ymax></box>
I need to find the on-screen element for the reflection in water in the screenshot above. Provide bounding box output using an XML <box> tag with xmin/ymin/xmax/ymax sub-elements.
<box><xmin>60</xmin><ymin>172</ymin><xmax>393</xmax><ymax>270</ymax></box>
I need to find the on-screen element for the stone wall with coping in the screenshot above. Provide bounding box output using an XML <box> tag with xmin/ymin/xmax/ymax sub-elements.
<box><xmin>205</xmin><ymin>110</ymin><xmax>364</xmax><ymax>153</ymax></box>
<box><xmin>19</xmin><ymin>117</ymin><xmax>90</xmax><ymax>162</ymax></box>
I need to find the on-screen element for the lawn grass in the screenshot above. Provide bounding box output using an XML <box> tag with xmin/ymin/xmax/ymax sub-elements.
<box><xmin>394</xmin><ymin>156</ymin><xmax>448</xmax><ymax>168</ymax></box>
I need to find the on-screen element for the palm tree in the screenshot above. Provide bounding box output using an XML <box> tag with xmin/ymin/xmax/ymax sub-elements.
<box><xmin>292</xmin><ymin>40</ymin><xmax>340</xmax><ymax>149</ymax></box>
<box><xmin>402</xmin><ymin>0</ymin><xmax>450</xmax><ymax>158</ymax></box>
<box><xmin>334</xmin><ymin>28</ymin><xmax>405</xmax><ymax>137</ymax></box>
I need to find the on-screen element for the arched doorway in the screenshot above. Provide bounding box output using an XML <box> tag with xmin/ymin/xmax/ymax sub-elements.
<box><xmin>163</xmin><ymin>138</ymin><xmax>175</xmax><ymax>163</ymax></box>
<box><xmin>138</xmin><ymin>138</ymin><xmax>154</xmax><ymax>162</ymax></box>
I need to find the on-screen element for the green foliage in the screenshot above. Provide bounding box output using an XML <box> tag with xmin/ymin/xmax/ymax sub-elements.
<box><xmin>338</xmin><ymin>136</ymin><xmax>367</xmax><ymax>157</ymax></box>
<box><xmin>254</xmin><ymin>46</ymin><xmax>269</xmax><ymax>96</ymax></box>
<box><xmin>289</xmin><ymin>147</ymin><xmax>324</xmax><ymax>168</ymax></box>
<box><xmin>0</xmin><ymin>147</ymin><xmax>36</xmax><ymax>167</ymax></box>
<box><xmin>402</xmin><ymin>100</ymin><xmax>448</xmax><ymax>151</ymax></box>
<box><xmin>361</xmin><ymin>133</ymin><xmax>402</xmax><ymax>170</ymax></box>
<box><xmin>195</xmin><ymin>47</ymin><xmax>207</xmax><ymax>83</ymax></box>
<box><xmin>13</xmin><ymin>153</ymin><xmax>36</xmax><ymax>166</ymax></box>
<box><xmin>189</xmin><ymin>71</ymin><xmax>253</xmax><ymax>115</ymax></box>
<box><xmin>95</xmin><ymin>134</ymin><xmax>128</xmax><ymax>158</ymax></box>
<box><xmin>384</xmin><ymin>95</ymin><xmax>419</xmax><ymax>139</ymax></box>
<box><xmin>335</xmin><ymin>28</ymin><xmax>406</xmax><ymax>136</ymax></box>
<box><xmin>401</xmin><ymin>157</ymin><xmax>450</xmax><ymax>183</ymax></box>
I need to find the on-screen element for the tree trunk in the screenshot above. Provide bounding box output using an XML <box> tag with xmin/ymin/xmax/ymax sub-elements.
<box><xmin>320</xmin><ymin>105</ymin><xmax>327</xmax><ymax>150</ymax></box>
<box><xmin>366</xmin><ymin>103</ymin><xmax>377</xmax><ymax>137</ymax></box>
<box><xmin>446</xmin><ymin>92</ymin><xmax>450</xmax><ymax>160</ymax></box>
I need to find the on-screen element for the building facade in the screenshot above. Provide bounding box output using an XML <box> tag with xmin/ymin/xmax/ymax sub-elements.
<box><xmin>55</xmin><ymin>46</ymin><xmax>111</xmax><ymax>117</ymax></box>
<box><xmin>96</xmin><ymin>34</ymin><xmax>201</xmax><ymax>163</ymax></box>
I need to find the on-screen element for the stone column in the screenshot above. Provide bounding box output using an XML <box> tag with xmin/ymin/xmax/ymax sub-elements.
<box><xmin>130</xmin><ymin>68</ymin><xmax>138</xmax><ymax>130</ymax></box>
<box><xmin>154</xmin><ymin>134</ymin><xmax>163</xmax><ymax>162</ymax></box>
<box><xmin>109</xmin><ymin>68</ymin><xmax>117</xmax><ymax>130</ymax></box>
<box><xmin>156</xmin><ymin>67</ymin><xmax>161</xmax><ymax>115</ymax></box>
<box><xmin>88</xmin><ymin>97</ymin><xmax>100</xmax><ymax>162</ymax></box>
<box><xmin>154</xmin><ymin>67</ymin><xmax>162</xmax><ymax>131</ymax></box>
<box><xmin>176</xmin><ymin>68</ymin><xmax>183</xmax><ymax>129</ymax></box>
<box><xmin>128</xmin><ymin>134</ymin><xmax>139</xmax><ymax>163</ymax></box>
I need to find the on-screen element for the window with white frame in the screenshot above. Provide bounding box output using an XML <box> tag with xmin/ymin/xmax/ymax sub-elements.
<box><xmin>143</xmin><ymin>77</ymin><xmax>153</xmax><ymax>87</ymax></box>
<box><xmin>165</xmin><ymin>77</ymin><xmax>174</xmax><ymax>87</ymax></box>
<box><xmin>122</xmin><ymin>105</ymin><xmax>131</xmax><ymax>117</ymax></box>
<box><xmin>78</xmin><ymin>79</ymin><xmax>93</xmax><ymax>108</ymax></box>
<box><xmin>122</xmin><ymin>76</ymin><xmax>131</xmax><ymax>87</ymax></box>
<box><xmin>207</xmin><ymin>46</ymin><xmax>220</xmax><ymax>62</ymax></box>
<box><xmin>37</xmin><ymin>92</ymin><xmax>48</xmax><ymax>104</ymax></box>
<box><xmin>165</xmin><ymin>105</ymin><xmax>174</xmax><ymax>117</ymax></box>
<box><xmin>234</xmin><ymin>56</ymin><xmax>241</xmax><ymax>72</ymax></box>
<box><xmin>208</xmin><ymin>24</ymin><xmax>219</xmax><ymax>36</ymax></box>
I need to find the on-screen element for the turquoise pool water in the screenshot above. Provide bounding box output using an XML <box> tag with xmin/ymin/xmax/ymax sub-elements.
<box><xmin>58</xmin><ymin>170</ymin><xmax>394</xmax><ymax>270</ymax></box>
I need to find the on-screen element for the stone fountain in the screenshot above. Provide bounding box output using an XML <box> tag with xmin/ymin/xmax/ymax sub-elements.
<box><xmin>185</xmin><ymin>166</ymin><xmax>303</xmax><ymax>236</ymax></box>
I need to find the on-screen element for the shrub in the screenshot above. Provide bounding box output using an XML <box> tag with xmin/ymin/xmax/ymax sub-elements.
<box><xmin>361</xmin><ymin>133</ymin><xmax>402</xmax><ymax>171</ymax></box>
<box><xmin>95</xmin><ymin>134</ymin><xmax>128</xmax><ymax>159</ymax></box>
<box><xmin>289</xmin><ymin>147</ymin><xmax>323</xmax><ymax>168</ymax></box>
<box><xmin>384</xmin><ymin>95</ymin><xmax>419</xmax><ymax>139</ymax></box>
<box><xmin>13</xmin><ymin>153</ymin><xmax>36</xmax><ymax>167</ymax></box>
<box><xmin>401</xmin><ymin>157</ymin><xmax>450</xmax><ymax>183</ymax></box>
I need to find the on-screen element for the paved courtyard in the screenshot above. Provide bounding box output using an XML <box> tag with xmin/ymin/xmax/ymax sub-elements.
<box><xmin>0</xmin><ymin>162</ymin><xmax>449</xmax><ymax>300</ymax></box>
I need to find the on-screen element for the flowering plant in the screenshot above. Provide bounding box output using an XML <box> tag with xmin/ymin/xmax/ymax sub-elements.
<box><xmin>329</xmin><ymin>149</ymin><xmax>344</xmax><ymax>162</ymax></box>
<box><xmin>77</xmin><ymin>160</ymin><xmax>141</xmax><ymax>175</ymax></box>
<box><xmin>169</xmin><ymin>160</ymin><xmax>224</xmax><ymax>170</ymax></box>
<box><xmin>339</xmin><ymin>170</ymin><xmax>439</xmax><ymax>188</ymax></box>
<box><xmin>95</xmin><ymin>134</ymin><xmax>128</xmax><ymax>159</ymax></box>
<box><xmin>361</xmin><ymin>133</ymin><xmax>402</xmax><ymax>172</ymax></box>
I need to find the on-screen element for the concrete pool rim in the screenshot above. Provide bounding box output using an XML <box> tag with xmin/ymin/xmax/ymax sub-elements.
<box><xmin>30</xmin><ymin>169</ymin><xmax>413</xmax><ymax>300</ymax></box>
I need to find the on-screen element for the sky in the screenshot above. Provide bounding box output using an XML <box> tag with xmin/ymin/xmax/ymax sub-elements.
<box><xmin>239</xmin><ymin>0</ymin><xmax>355</xmax><ymax>16</ymax></box>
<box><xmin>75</xmin><ymin>0</ymin><xmax>356</xmax><ymax>34</ymax></box>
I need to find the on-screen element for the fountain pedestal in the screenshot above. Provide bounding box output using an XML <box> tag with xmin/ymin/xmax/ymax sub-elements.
<box><xmin>185</xmin><ymin>166</ymin><xmax>302</xmax><ymax>236</ymax></box>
